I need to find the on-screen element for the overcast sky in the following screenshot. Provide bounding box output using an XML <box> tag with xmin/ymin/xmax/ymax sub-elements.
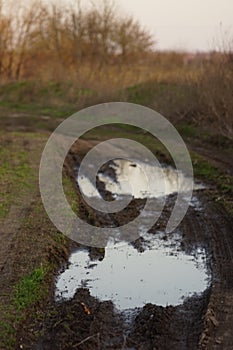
<box><xmin>116</xmin><ymin>0</ymin><xmax>233</xmax><ymax>51</ymax></box>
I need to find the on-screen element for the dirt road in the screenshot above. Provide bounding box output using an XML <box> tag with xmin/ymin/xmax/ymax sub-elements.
<box><xmin>0</xmin><ymin>120</ymin><xmax>233</xmax><ymax>349</ymax></box>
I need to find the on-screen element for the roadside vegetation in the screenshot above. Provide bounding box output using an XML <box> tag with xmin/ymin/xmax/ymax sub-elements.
<box><xmin>0</xmin><ymin>135</ymin><xmax>33</xmax><ymax>218</ymax></box>
<box><xmin>13</xmin><ymin>266</ymin><xmax>48</xmax><ymax>311</ymax></box>
<box><xmin>0</xmin><ymin>133</ymin><xmax>71</xmax><ymax>349</ymax></box>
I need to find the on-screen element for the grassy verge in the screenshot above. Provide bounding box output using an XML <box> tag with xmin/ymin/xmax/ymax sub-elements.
<box><xmin>0</xmin><ymin>263</ymin><xmax>51</xmax><ymax>350</ymax></box>
<box><xmin>63</xmin><ymin>175</ymin><xmax>79</xmax><ymax>214</ymax></box>
<box><xmin>0</xmin><ymin>79</ymin><xmax>197</xmax><ymax>121</ymax></box>
<box><xmin>0</xmin><ymin>139</ymin><xmax>33</xmax><ymax>218</ymax></box>
<box><xmin>0</xmin><ymin>131</ymin><xmax>73</xmax><ymax>349</ymax></box>
<box><xmin>194</xmin><ymin>157</ymin><xmax>233</xmax><ymax>194</ymax></box>
<box><xmin>0</xmin><ymin>81</ymin><xmax>90</xmax><ymax>118</ymax></box>
<box><xmin>192</xmin><ymin>152</ymin><xmax>233</xmax><ymax>213</ymax></box>
<box><xmin>13</xmin><ymin>266</ymin><xmax>48</xmax><ymax>311</ymax></box>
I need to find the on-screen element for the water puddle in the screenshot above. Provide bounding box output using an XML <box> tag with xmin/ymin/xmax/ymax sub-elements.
<box><xmin>55</xmin><ymin>232</ymin><xmax>209</xmax><ymax>310</ymax></box>
<box><xmin>78</xmin><ymin>159</ymin><xmax>204</xmax><ymax>199</ymax></box>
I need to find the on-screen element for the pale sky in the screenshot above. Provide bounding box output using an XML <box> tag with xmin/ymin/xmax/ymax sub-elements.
<box><xmin>116</xmin><ymin>0</ymin><xmax>233</xmax><ymax>51</ymax></box>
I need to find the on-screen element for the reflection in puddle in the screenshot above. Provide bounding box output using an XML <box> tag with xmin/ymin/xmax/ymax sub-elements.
<box><xmin>55</xmin><ymin>233</ymin><xmax>209</xmax><ymax>310</ymax></box>
<box><xmin>78</xmin><ymin>159</ymin><xmax>204</xmax><ymax>199</ymax></box>
<box><xmin>78</xmin><ymin>175</ymin><xmax>100</xmax><ymax>198</ymax></box>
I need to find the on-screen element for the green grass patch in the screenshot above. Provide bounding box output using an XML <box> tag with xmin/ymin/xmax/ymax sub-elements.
<box><xmin>13</xmin><ymin>266</ymin><xmax>47</xmax><ymax>311</ymax></box>
<box><xmin>0</xmin><ymin>320</ymin><xmax>16</xmax><ymax>349</ymax></box>
<box><xmin>177</xmin><ymin>124</ymin><xmax>198</xmax><ymax>138</ymax></box>
<box><xmin>123</xmin><ymin>80</ymin><xmax>198</xmax><ymax>117</ymax></box>
<box><xmin>0</xmin><ymin>143</ymin><xmax>33</xmax><ymax>218</ymax></box>
<box><xmin>192</xmin><ymin>154</ymin><xmax>220</xmax><ymax>181</ymax></box>
<box><xmin>0</xmin><ymin>266</ymin><xmax>48</xmax><ymax>348</ymax></box>
<box><xmin>191</xmin><ymin>153</ymin><xmax>232</xmax><ymax>193</ymax></box>
<box><xmin>192</xmin><ymin>152</ymin><xmax>233</xmax><ymax>213</ymax></box>
<box><xmin>0</xmin><ymin>80</ymin><xmax>95</xmax><ymax>118</ymax></box>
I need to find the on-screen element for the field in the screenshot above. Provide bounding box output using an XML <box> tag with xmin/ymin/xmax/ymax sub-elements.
<box><xmin>0</xmin><ymin>1</ymin><xmax>233</xmax><ymax>349</ymax></box>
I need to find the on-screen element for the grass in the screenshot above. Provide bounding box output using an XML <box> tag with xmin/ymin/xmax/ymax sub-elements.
<box><xmin>192</xmin><ymin>153</ymin><xmax>233</xmax><ymax>191</ymax></box>
<box><xmin>0</xmin><ymin>133</ymin><xmax>40</xmax><ymax>349</ymax></box>
<box><xmin>0</xmin><ymin>71</ymin><xmax>231</xmax><ymax>141</ymax></box>
<box><xmin>0</xmin><ymin>320</ymin><xmax>16</xmax><ymax>350</ymax></box>
<box><xmin>0</xmin><ymin>80</ymin><xmax>97</xmax><ymax>119</ymax></box>
<box><xmin>0</xmin><ymin>78</ymin><xmax>197</xmax><ymax>121</ymax></box>
<box><xmin>63</xmin><ymin>175</ymin><xmax>79</xmax><ymax>214</ymax></box>
<box><xmin>0</xmin><ymin>196</ymin><xmax>69</xmax><ymax>348</ymax></box>
<box><xmin>0</xmin><ymin>265</ymin><xmax>49</xmax><ymax>349</ymax></box>
<box><xmin>191</xmin><ymin>152</ymin><xmax>233</xmax><ymax>213</ymax></box>
<box><xmin>177</xmin><ymin>124</ymin><xmax>199</xmax><ymax>138</ymax></box>
<box><xmin>13</xmin><ymin>266</ymin><xmax>48</xmax><ymax>311</ymax></box>
<box><xmin>123</xmin><ymin>80</ymin><xmax>198</xmax><ymax>119</ymax></box>
<box><xmin>0</xmin><ymin>131</ymin><xmax>71</xmax><ymax>349</ymax></box>
<box><xmin>0</xmin><ymin>140</ymin><xmax>34</xmax><ymax>218</ymax></box>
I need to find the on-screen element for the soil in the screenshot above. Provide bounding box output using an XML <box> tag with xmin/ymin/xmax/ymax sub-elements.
<box><xmin>0</xmin><ymin>120</ymin><xmax>233</xmax><ymax>350</ymax></box>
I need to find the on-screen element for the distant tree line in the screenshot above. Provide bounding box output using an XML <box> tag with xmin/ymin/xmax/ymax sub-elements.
<box><xmin>0</xmin><ymin>0</ymin><xmax>154</xmax><ymax>80</ymax></box>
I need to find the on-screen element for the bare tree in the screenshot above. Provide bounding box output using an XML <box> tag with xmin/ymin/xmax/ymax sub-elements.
<box><xmin>114</xmin><ymin>16</ymin><xmax>154</xmax><ymax>61</ymax></box>
<box><xmin>0</xmin><ymin>0</ymin><xmax>155</xmax><ymax>80</ymax></box>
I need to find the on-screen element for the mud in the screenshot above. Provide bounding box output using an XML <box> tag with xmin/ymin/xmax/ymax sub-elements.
<box><xmin>30</xmin><ymin>289</ymin><xmax>210</xmax><ymax>350</ymax></box>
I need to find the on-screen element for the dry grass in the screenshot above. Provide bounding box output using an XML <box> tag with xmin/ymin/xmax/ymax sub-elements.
<box><xmin>195</xmin><ymin>57</ymin><xmax>233</xmax><ymax>139</ymax></box>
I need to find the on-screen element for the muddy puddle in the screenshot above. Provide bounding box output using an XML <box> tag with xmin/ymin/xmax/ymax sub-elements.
<box><xmin>56</xmin><ymin>159</ymin><xmax>209</xmax><ymax>311</ymax></box>
<box><xmin>55</xmin><ymin>232</ymin><xmax>209</xmax><ymax>309</ymax></box>
<box><xmin>78</xmin><ymin>159</ymin><xmax>204</xmax><ymax>199</ymax></box>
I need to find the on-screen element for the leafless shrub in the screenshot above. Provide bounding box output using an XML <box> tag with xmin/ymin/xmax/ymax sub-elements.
<box><xmin>0</xmin><ymin>0</ymin><xmax>154</xmax><ymax>83</ymax></box>
<box><xmin>196</xmin><ymin>36</ymin><xmax>233</xmax><ymax>139</ymax></box>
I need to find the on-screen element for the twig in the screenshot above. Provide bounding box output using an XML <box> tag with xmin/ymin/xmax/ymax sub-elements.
<box><xmin>74</xmin><ymin>333</ymin><xmax>99</xmax><ymax>348</ymax></box>
<box><xmin>121</xmin><ymin>334</ymin><xmax>127</xmax><ymax>350</ymax></box>
<box><xmin>97</xmin><ymin>332</ymin><xmax>101</xmax><ymax>350</ymax></box>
